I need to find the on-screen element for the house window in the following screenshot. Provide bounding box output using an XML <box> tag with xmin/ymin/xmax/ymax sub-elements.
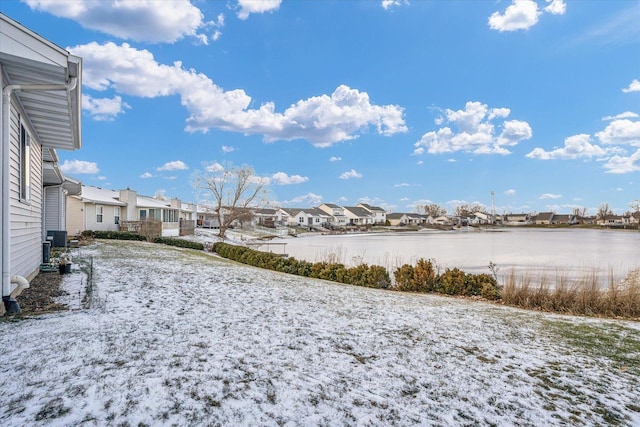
<box><xmin>96</xmin><ymin>206</ymin><xmax>103</xmax><ymax>223</ymax></box>
<box><xmin>114</xmin><ymin>207</ymin><xmax>120</xmax><ymax>225</ymax></box>
<box><xmin>19</xmin><ymin>118</ymin><xmax>31</xmax><ymax>201</ymax></box>
<box><xmin>298</xmin><ymin>217</ymin><xmax>304</xmax><ymax>223</ymax></box>
<box><xmin>139</xmin><ymin>210</ymin><xmax>147</xmax><ymax>219</ymax></box>
<box><xmin>163</xmin><ymin>209</ymin><xmax>178</xmax><ymax>223</ymax></box>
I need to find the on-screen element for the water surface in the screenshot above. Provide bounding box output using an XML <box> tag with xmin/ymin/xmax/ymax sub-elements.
<box><xmin>282</xmin><ymin>228</ymin><xmax>640</xmax><ymax>282</ymax></box>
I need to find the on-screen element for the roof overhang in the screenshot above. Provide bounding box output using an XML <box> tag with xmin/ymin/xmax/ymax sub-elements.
<box><xmin>1</xmin><ymin>13</ymin><xmax>82</xmax><ymax>151</ymax></box>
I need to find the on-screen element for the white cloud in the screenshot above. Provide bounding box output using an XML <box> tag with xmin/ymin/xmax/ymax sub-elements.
<box><xmin>329</xmin><ymin>156</ymin><xmax>342</xmax><ymax>162</ymax></box>
<box><xmin>237</xmin><ymin>0</ymin><xmax>282</xmax><ymax>20</ymax></box>
<box><xmin>157</xmin><ymin>160</ymin><xmax>188</xmax><ymax>171</ymax></box>
<box><xmin>271</xmin><ymin>172</ymin><xmax>308</xmax><ymax>185</ymax></box>
<box><xmin>25</xmin><ymin>0</ymin><xmax>208</xmax><ymax>43</ymax></box>
<box><xmin>414</xmin><ymin>101</ymin><xmax>532</xmax><ymax>155</ymax></box>
<box><xmin>71</xmin><ymin>42</ymin><xmax>406</xmax><ymax>147</ymax></box>
<box><xmin>60</xmin><ymin>160</ymin><xmax>99</xmax><ymax>174</ymax></box>
<box><xmin>603</xmin><ymin>149</ymin><xmax>640</xmax><ymax>174</ymax></box>
<box><xmin>339</xmin><ymin>169</ymin><xmax>363</xmax><ymax>180</ymax></box>
<box><xmin>544</xmin><ymin>0</ymin><xmax>566</xmax><ymax>15</ymax></box>
<box><xmin>505</xmin><ymin>189</ymin><xmax>516</xmax><ymax>196</ymax></box>
<box><xmin>82</xmin><ymin>94</ymin><xmax>130</xmax><ymax>121</ymax></box>
<box><xmin>526</xmin><ymin>134</ymin><xmax>609</xmax><ymax>160</ymax></box>
<box><xmin>394</xmin><ymin>183</ymin><xmax>410</xmax><ymax>188</ymax></box>
<box><xmin>488</xmin><ymin>0</ymin><xmax>540</xmax><ymax>32</ymax></box>
<box><xmin>140</xmin><ymin>172</ymin><xmax>153</xmax><ymax>179</ymax></box>
<box><xmin>205</xmin><ymin>162</ymin><xmax>225</xmax><ymax>173</ymax></box>
<box><xmin>622</xmin><ymin>79</ymin><xmax>640</xmax><ymax>93</ymax></box>
<box><xmin>539</xmin><ymin>193</ymin><xmax>562</xmax><ymax>200</ymax></box>
<box><xmin>488</xmin><ymin>0</ymin><xmax>565</xmax><ymax>32</ymax></box>
<box><xmin>283</xmin><ymin>192</ymin><xmax>323</xmax><ymax>206</ymax></box>
<box><xmin>221</xmin><ymin>145</ymin><xmax>235</xmax><ymax>153</ymax></box>
<box><xmin>595</xmin><ymin>119</ymin><xmax>640</xmax><ymax>146</ymax></box>
<box><xmin>602</xmin><ymin>111</ymin><xmax>639</xmax><ymax>121</ymax></box>
<box><xmin>528</xmin><ymin>116</ymin><xmax>640</xmax><ymax>174</ymax></box>
<box><xmin>381</xmin><ymin>0</ymin><xmax>408</xmax><ymax>10</ymax></box>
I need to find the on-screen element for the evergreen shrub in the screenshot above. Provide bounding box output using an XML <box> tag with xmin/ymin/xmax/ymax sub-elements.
<box><xmin>212</xmin><ymin>242</ymin><xmax>391</xmax><ymax>289</ymax></box>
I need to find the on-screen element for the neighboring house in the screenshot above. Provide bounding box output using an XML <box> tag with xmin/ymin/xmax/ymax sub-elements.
<box><xmin>1</xmin><ymin>13</ymin><xmax>82</xmax><ymax>311</ymax></box>
<box><xmin>433</xmin><ymin>215</ymin><xmax>452</xmax><ymax>226</ymax></box>
<box><xmin>67</xmin><ymin>186</ymin><xmax>127</xmax><ymax>235</ymax></box>
<box><xmin>317</xmin><ymin>203</ymin><xmax>348</xmax><ymax>227</ymax></box>
<box><xmin>552</xmin><ymin>214</ymin><xmax>577</xmax><ymax>225</ymax></box>
<box><xmin>598</xmin><ymin>216</ymin><xmax>625</xmax><ymax>227</ymax></box>
<box><xmin>279</xmin><ymin>208</ymin><xmax>330</xmax><ymax>228</ymax></box>
<box><xmin>386</xmin><ymin>213</ymin><xmax>424</xmax><ymax>226</ymax></box>
<box><xmin>343</xmin><ymin>206</ymin><xmax>376</xmax><ymax>226</ymax></box>
<box><xmin>357</xmin><ymin>203</ymin><xmax>387</xmax><ymax>224</ymax></box>
<box><xmin>252</xmin><ymin>208</ymin><xmax>278</xmax><ymax>227</ymax></box>
<box><xmin>504</xmin><ymin>213</ymin><xmax>530</xmax><ymax>225</ymax></box>
<box><xmin>136</xmin><ymin>194</ymin><xmax>180</xmax><ymax>237</ymax></box>
<box><xmin>534</xmin><ymin>212</ymin><xmax>554</xmax><ymax>225</ymax></box>
<box><xmin>67</xmin><ymin>186</ymin><xmax>187</xmax><ymax>237</ymax></box>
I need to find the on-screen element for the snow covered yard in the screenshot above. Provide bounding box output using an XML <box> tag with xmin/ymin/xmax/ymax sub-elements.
<box><xmin>1</xmin><ymin>240</ymin><xmax>639</xmax><ymax>426</ymax></box>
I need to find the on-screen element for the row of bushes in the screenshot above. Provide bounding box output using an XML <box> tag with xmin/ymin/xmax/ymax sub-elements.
<box><xmin>81</xmin><ymin>230</ymin><xmax>146</xmax><ymax>241</ymax></box>
<box><xmin>213</xmin><ymin>242</ymin><xmax>391</xmax><ymax>289</ymax></box>
<box><xmin>393</xmin><ymin>258</ymin><xmax>501</xmax><ymax>300</ymax></box>
<box><xmin>81</xmin><ymin>231</ymin><xmax>205</xmax><ymax>250</ymax></box>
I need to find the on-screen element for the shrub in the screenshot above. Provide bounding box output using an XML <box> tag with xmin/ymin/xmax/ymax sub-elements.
<box><xmin>435</xmin><ymin>267</ymin><xmax>467</xmax><ymax>295</ymax></box>
<box><xmin>84</xmin><ymin>230</ymin><xmax>146</xmax><ymax>241</ymax></box>
<box><xmin>153</xmin><ymin>237</ymin><xmax>204</xmax><ymax>250</ymax></box>
<box><xmin>212</xmin><ymin>243</ymin><xmax>391</xmax><ymax>289</ymax></box>
<box><xmin>393</xmin><ymin>264</ymin><xmax>416</xmax><ymax>291</ymax></box>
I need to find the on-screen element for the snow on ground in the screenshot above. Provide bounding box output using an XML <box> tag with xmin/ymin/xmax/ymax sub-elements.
<box><xmin>1</xmin><ymin>239</ymin><xmax>639</xmax><ymax>426</ymax></box>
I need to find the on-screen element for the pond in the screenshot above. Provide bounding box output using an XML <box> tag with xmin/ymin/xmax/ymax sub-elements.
<box><xmin>282</xmin><ymin>228</ymin><xmax>640</xmax><ymax>283</ymax></box>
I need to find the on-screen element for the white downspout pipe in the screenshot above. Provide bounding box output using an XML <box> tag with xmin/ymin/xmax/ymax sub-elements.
<box><xmin>2</xmin><ymin>77</ymin><xmax>77</xmax><ymax>312</ymax></box>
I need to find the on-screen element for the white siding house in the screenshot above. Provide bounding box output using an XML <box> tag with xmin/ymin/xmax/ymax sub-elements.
<box><xmin>66</xmin><ymin>186</ymin><xmax>127</xmax><ymax>235</ymax></box>
<box><xmin>67</xmin><ymin>186</ymin><xmax>183</xmax><ymax>237</ymax></box>
<box><xmin>1</xmin><ymin>13</ymin><xmax>82</xmax><ymax>313</ymax></box>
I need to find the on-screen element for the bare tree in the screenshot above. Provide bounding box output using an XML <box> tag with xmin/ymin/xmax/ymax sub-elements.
<box><xmin>422</xmin><ymin>203</ymin><xmax>447</xmax><ymax>217</ymax></box>
<box><xmin>193</xmin><ymin>162</ymin><xmax>268</xmax><ymax>238</ymax></box>
<box><xmin>629</xmin><ymin>200</ymin><xmax>640</xmax><ymax>213</ymax></box>
<box><xmin>573</xmin><ymin>207</ymin><xmax>588</xmax><ymax>217</ymax></box>
<box><xmin>597</xmin><ymin>203</ymin><xmax>612</xmax><ymax>224</ymax></box>
<box><xmin>453</xmin><ymin>203</ymin><xmax>484</xmax><ymax>217</ymax></box>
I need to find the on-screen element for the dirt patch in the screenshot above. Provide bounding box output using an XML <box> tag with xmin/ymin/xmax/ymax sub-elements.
<box><xmin>17</xmin><ymin>271</ymin><xmax>68</xmax><ymax>314</ymax></box>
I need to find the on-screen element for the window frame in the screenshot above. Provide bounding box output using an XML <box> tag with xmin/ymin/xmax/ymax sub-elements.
<box><xmin>19</xmin><ymin>116</ymin><xmax>31</xmax><ymax>202</ymax></box>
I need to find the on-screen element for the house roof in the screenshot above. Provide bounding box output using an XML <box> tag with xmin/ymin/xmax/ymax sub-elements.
<box><xmin>321</xmin><ymin>203</ymin><xmax>341</xmax><ymax>209</ymax></box>
<box><xmin>137</xmin><ymin>195</ymin><xmax>173</xmax><ymax>209</ymax></box>
<box><xmin>77</xmin><ymin>186</ymin><xmax>126</xmax><ymax>206</ymax></box>
<box><xmin>536</xmin><ymin>212</ymin><xmax>554</xmax><ymax>221</ymax></box>
<box><xmin>343</xmin><ymin>206</ymin><xmax>374</xmax><ymax>217</ymax></box>
<box><xmin>1</xmin><ymin>13</ymin><xmax>82</xmax><ymax>151</ymax></box>
<box><xmin>359</xmin><ymin>203</ymin><xmax>385</xmax><ymax>213</ymax></box>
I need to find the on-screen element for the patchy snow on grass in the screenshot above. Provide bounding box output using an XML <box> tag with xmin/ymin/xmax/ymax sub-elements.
<box><xmin>1</xmin><ymin>239</ymin><xmax>639</xmax><ymax>426</ymax></box>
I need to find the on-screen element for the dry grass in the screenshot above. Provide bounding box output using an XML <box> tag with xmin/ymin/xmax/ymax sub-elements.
<box><xmin>502</xmin><ymin>269</ymin><xmax>640</xmax><ymax>319</ymax></box>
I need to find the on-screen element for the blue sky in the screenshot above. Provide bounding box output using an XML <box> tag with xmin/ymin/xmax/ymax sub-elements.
<box><xmin>2</xmin><ymin>0</ymin><xmax>639</xmax><ymax>215</ymax></box>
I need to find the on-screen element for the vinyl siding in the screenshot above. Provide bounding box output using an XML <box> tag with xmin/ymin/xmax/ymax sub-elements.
<box><xmin>9</xmin><ymin>102</ymin><xmax>44</xmax><ymax>280</ymax></box>
<box><xmin>66</xmin><ymin>196</ymin><xmax>85</xmax><ymax>236</ymax></box>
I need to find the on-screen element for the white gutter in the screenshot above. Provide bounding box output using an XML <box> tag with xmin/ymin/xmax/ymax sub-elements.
<box><xmin>2</xmin><ymin>77</ymin><xmax>77</xmax><ymax>305</ymax></box>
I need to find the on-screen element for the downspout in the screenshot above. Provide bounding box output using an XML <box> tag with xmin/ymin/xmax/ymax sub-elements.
<box><xmin>2</xmin><ymin>77</ymin><xmax>77</xmax><ymax>314</ymax></box>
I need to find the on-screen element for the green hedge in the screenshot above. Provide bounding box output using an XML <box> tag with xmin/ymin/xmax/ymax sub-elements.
<box><xmin>82</xmin><ymin>230</ymin><xmax>204</xmax><ymax>250</ymax></box>
<box><xmin>153</xmin><ymin>237</ymin><xmax>204</xmax><ymax>250</ymax></box>
<box><xmin>393</xmin><ymin>258</ymin><xmax>501</xmax><ymax>300</ymax></box>
<box><xmin>213</xmin><ymin>242</ymin><xmax>391</xmax><ymax>289</ymax></box>
<box><xmin>82</xmin><ymin>230</ymin><xmax>146</xmax><ymax>241</ymax></box>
